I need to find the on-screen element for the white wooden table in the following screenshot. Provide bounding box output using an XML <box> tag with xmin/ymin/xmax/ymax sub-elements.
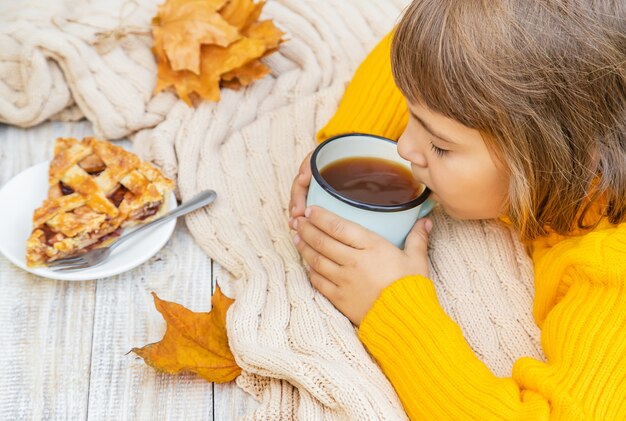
<box><xmin>0</xmin><ymin>121</ymin><xmax>258</xmax><ymax>420</ymax></box>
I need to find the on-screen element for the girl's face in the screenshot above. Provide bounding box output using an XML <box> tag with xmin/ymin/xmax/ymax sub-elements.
<box><xmin>397</xmin><ymin>101</ymin><xmax>510</xmax><ymax>220</ymax></box>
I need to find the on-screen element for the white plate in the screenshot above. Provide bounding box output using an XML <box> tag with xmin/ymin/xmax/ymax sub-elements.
<box><xmin>0</xmin><ymin>161</ymin><xmax>177</xmax><ymax>281</ymax></box>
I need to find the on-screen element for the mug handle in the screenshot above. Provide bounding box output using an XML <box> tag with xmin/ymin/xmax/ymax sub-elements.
<box><xmin>417</xmin><ymin>198</ymin><xmax>437</xmax><ymax>219</ymax></box>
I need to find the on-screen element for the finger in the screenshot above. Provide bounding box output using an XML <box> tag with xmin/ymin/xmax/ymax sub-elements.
<box><xmin>289</xmin><ymin>152</ymin><xmax>313</xmax><ymax>220</ymax></box>
<box><xmin>293</xmin><ymin>231</ymin><xmax>343</xmax><ymax>281</ymax></box>
<box><xmin>297</xmin><ymin>217</ymin><xmax>355</xmax><ymax>266</ymax></box>
<box><xmin>403</xmin><ymin>218</ymin><xmax>432</xmax><ymax>256</ymax></box>
<box><xmin>308</xmin><ymin>268</ymin><xmax>339</xmax><ymax>298</ymax></box>
<box><xmin>289</xmin><ymin>173</ymin><xmax>308</xmax><ymax>219</ymax></box>
<box><xmin>288</xmin><ymin>172</ymin><xmax>309</xmax><ymax>230</ymax></box>
<box><xmin>305</xmin><ymin>206</ymin><xmax>374</xmax><ymax>249</ymax></box>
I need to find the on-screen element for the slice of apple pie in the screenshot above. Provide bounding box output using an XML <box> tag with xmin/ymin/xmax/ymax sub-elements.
<box><xmin>26</xmin><ymin>137</ymin><xmax>175</xmax><ymax>267</ymax></box>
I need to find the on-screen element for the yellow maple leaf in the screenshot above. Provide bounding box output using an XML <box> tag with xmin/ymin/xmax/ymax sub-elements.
<box><xmin>219</xmin><ymin>0</ymin><xmax>265</xmax><ymax>30</ymax></box>
<box><xmin>155</xmin><ymin>37</ymin><xmax>267</xmax><ymax>103</ymax></box>
<box><xmin>152</xmin><ymin>0</ymin><xmax>285</xmax><ymax>104</ymax></box>
<box><xmin>131</xmin><ymin>285</ymin><xmax>241</xmax><ymax>383</ymax></box>
<box><xmin>154</xmin><ymin>0</ymin><xmax>241</xmax><ymax>74</ymax></box>
<box><xmin>221</xmin><ymin>60</ymin><xmax>270</xmax><ymax>88</ymax></box>
<box><xmin>220</xmin><ymin>20</ymin><xmax>283</xmax><ymax>89</ymax></box>
<box><xmin>153</xmin><ymin>43</ymin><xmax>198</xmax><ymax>104</ymax></box>
<box><xmin>243</xmin><ymin>20</ymin><xmax>284</xmax><ymax>50</ymax></box>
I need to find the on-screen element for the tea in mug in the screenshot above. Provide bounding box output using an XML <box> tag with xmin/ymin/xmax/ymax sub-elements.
<box><xmin>320</xmin><ymin>157</ymin><xmax>423</xmax><ymax>206</ymax></box>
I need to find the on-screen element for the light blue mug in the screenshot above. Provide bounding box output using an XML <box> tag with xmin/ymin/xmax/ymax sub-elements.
<box><xmin>306</xmin><ymin>133</ymin><xmax>435</xmax><ymax>248</ymax></box>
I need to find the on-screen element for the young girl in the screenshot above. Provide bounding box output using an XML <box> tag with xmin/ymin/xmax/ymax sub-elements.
<box><xmin>289</xmin><ymin>1</ymin><xmax>625</xmax><ymax>419</ymax></box>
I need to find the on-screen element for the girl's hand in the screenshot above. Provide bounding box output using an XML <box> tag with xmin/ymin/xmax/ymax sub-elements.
<box><xmin>288</xmin><ymin>151</ymin><xmax>313</xmax><ymax>229</ymax></box>
<box><xmin>293</xmin><ymin>206</ymin><xmax>432</xmax><ymax>325</ymax></box>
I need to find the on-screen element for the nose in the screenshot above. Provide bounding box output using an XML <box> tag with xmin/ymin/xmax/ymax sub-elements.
<box><xmin>397</xmin><ymin>130</ymin><xmax>427</xmax><ymax>168</ymax></box>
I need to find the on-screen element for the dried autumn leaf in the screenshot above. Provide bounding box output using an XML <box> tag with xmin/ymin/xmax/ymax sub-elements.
<box><xmin>190</xmin><ymin>38</ymin><xmax>267</xmax><ymax>102</ymax></box>
<box><xmin>131</xmin><ymin>285</ymin><xmax>241</xmax><ymax>383</ymax></box>
<box><xmin>219</xmin><ymin>0</ymin><xmax>265</xmax><ymax>30</ymax></box>
<box><xmin>152</xmin><ymin>0</ymin><xmax>285</xmax><ymax>104</ymax></box>
<box><xmin>221</xmin><ymin>60</ymin><xmax>270</xmax><ymax>88</ymax></box>
<box><xmin>220</xmin><ymin>20</ymin><xmax>283</xmax><ymax>88</ymax></box>
<box><xmin>156</xmin><ymin>37</ymin><xmax>268</xmax><ymax>103</ymax></box>
<box><xmin>154</xmin><ymin>0</ymin><xmax>241</xmax><ymax>74</ymax></box>
<box><xmin>153</xmin><ymin>43</ymin><xmax>199</xmax><ymax>104</ymax></box>
<box><xmin>243</xmin><ymin>20</ymin><xmax>284</xmax><ymax>50</ymax></box>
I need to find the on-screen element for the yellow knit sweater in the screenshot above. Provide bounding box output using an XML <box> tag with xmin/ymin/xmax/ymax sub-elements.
<box><xmin>318</xmin><ymin>33</ymin><xmax>626</xmax><ymax>420</ymax></box>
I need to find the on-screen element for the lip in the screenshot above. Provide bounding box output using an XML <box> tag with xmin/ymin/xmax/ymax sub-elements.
<box><xmin>310</xmin><ymin>133</ymin><xmax>432</xmax><ymax>213</ymax></box>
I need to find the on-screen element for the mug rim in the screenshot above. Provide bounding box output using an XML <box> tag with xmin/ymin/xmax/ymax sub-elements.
<box><xmin>310</xmin><ymin>133</ymin><xmax>431</xmax><ymax>213</ymax></box>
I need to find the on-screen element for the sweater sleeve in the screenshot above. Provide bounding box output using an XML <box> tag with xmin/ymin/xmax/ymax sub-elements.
<box><xmin>315</xmin><ymin>31</ymin><xmax>408</xmax><ymax>142</ymax></box>
<box><xmin>358</xmin><ymin>224</ymin><xmax>626</xmax><ymax>420</ymax></box>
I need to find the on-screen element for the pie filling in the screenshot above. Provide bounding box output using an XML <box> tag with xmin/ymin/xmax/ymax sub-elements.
<box><xmin>59</xmin><ymin>182</ymin><xmax>74</xmax><ymax>196</ymax></box>
<box><xmin>40</xmin><ymin>224</ymin><xmax>64</xmax><ymax>246</ymax></box>
<box><xmin>85</xmin><ymin>227</ymin><xmax>123</xmax><ymax>250</ymax></box>
<box><xmin>108</xmin><ymin>185</ymin><xmax>128</xmax><ymax>207</ymax></box>
<box><xmin>131</xmin><ymin>201</ymin><xmax>162</xmax><ymax>221</ymax></box>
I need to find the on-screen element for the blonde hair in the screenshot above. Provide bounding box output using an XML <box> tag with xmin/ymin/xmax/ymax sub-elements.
<box><xmin>391</xmin><ymin>0</ymin><xmax>626</xmax><ymax>240</ymax></box>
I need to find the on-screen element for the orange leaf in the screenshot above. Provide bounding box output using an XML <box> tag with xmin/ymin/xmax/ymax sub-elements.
<box><xmin>131</xmin><ymin>285</ymin><xmax>241</xmax><ymax>383</ymax></box>
<box><xmin>221</xmin><ymin>60</ymin><xmax>270</xmax><ymax>87</ymax></box>
<box><xmin>154</xmin><ymin>0</ymin><xmax>240</xmax><ymax>74</ymax></box>
<box><xmin>155</xmin><ymin>37</ymin><xmax>267</xmax><ymax>103</ymax></box>
<box><xmin>243</xmin><ymin>20</ymin><xmax>284</xmax><ymax>51</ymax></box>
<box><xmin>151</xmin><ymin>0</ymin><xmax>284</xmax><ymax>104</ymax></box>
<box><xmin>153</xmin><ymin>44</ymin><xmax>198</xmax><ymax>104</ymax></box>
<box><xmin>219</xmin><ymin>0</ymin><xmax>265</xmax><ymax>30</ymax></box>
<box><xmin>219</xmin><ymin>20</ymin><xmax>282</xmax><ymax>89</ymax></box>
<box><xmin>195</xmin><ymin>38</ymin><xmax>267</xmax><ymax>98</ymax></box>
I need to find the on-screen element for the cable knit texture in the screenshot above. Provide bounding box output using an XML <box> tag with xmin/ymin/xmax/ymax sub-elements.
<box><xmin>0</xmin><ymin>0</ymin><xmax>177</xmax><ymax>139</ymax></box>
<box><xmin>0</xmin><ymin>1</ymin><xmax>558</xmax><ymax>419</ymax></box>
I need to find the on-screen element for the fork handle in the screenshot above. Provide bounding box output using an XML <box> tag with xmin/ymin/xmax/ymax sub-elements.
<box><xmin>109</xmin><ymin>190</ymin><xmax>217</xmax><ymax>251</ymax></box>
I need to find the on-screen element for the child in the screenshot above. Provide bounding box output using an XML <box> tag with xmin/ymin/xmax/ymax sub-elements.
<box><xmin>289</xmin><ymin>0</ymin><xmax>626</xmax><ymax>419</ymax></box>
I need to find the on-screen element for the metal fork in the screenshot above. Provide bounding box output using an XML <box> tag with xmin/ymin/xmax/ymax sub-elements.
<box><xmin>48</xmin><ymin>190</ymin><xmax>217</xmax><ymax>271</ymax></box>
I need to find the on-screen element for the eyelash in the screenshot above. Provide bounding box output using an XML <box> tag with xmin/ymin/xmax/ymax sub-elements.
<box><xmin>430</xmin><ymin>142</ymin><xmax>448</xmax><ymax>157</ymax></box>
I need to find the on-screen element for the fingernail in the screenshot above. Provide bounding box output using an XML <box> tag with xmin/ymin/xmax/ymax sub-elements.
<box><xmin>425</xmin><ymin>219</ymin><xmax>433</xmax><ymax>233</ymax></box>
<box><xmin>304</xmin><ymin>207</ymin><xmax>311</xmax><ymax>218</ymax></box>
<box><xmin>293</xmin><ymin>234</ymin><xmax>300</xmax><ymax>244</ymax></box>
<box><xmin>293</xmin><ymin>218</ymin><xmax>299</xmax><ymax>230</ymax></box>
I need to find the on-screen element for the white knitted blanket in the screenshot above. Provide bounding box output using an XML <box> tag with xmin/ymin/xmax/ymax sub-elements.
<box><xmin>1</xmin><ymin>0</ymin><xmax>544</xmax><ymax>419</ymax></box>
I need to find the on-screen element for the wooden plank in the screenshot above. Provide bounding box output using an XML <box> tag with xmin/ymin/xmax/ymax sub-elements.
<box><xmin>0</xmin><ymin>122</ymin><xmax>96</xmax><ymax>420</ymax></box>
<box><xmin>211</xmin><ymin>262</ymin><xmax>260</xmax><ymax>421</ymax></box>
<box><xmin>85</xmin><ymin>221</ymin><xmax>215</xmax><ymax>420</ymax></box>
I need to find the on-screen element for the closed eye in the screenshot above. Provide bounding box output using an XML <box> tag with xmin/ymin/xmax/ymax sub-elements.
<box><xmin>430</xmin><ymin>142</ymin><xmax>448</xmax><ymax>157</ymax></box>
